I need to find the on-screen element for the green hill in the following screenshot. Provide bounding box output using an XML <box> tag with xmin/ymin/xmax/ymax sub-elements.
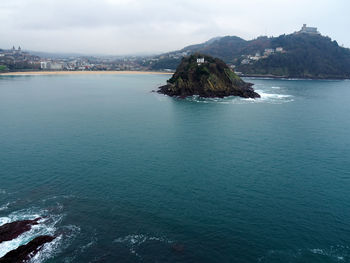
<box><xmin>237</xmin><ymin>34</ymin><xmax>350</xmax><ymax>78</ymax></box>
<box><xmin>150</xmin><ymin>33</ymin><xmax>350</xmax><ymax>79</ymax></box>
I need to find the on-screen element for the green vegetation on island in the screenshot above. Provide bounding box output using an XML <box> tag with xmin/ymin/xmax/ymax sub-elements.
<box><xmin>157</xmin><ymin>54</ymin><xmax>260</xmax><ymax>98</ymax></box>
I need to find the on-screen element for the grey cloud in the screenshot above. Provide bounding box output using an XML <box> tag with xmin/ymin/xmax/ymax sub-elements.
<box><xmin>0</xmin><ymin>0</ymin><xmax>348</xmax><ymax>55</ymax></box>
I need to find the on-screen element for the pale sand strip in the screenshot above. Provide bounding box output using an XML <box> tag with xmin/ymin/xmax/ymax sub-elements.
<box><xmin>0</xmin><ymin>71</ymin><xmax>173</xmax><ymax>76</ymax></box>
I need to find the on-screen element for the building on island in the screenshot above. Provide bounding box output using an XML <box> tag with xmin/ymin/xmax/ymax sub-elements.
<box><xmin>197</xmin><ymin>58</ymin><xmax>205</xmax><ymax>65</ymax></box>
<box><xmin>264</xmin><ymin>48</ymin><xmax>274</xmax><ymax>56</ymax></box>
<box><xmin>297</xmin><ymin>24</ymin><xmax>320</xmax><ymax>35</ymax></box>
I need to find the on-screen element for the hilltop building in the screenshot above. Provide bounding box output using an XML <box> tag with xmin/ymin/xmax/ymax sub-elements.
<box><xmin>197</xmin><ymin>58</ymin><xmax>205</xmax><ymax>65</ymax></box>
<box><xmin>297</xmin><ymin>24</ymin><xmax>320</xmax><ymax>35</ymax></box>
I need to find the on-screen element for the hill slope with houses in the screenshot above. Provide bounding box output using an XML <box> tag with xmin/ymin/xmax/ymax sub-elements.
<box><xmin>147</xmin><ymin>25</ymin><xmax>350</xmax><ymax>79</ymax></box>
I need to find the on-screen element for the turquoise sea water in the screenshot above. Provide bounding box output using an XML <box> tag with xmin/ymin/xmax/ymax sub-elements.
<box><xmin>0</xmin><ymin>74</ymin><xmax>350</xmax><ymax>262</ymax></box>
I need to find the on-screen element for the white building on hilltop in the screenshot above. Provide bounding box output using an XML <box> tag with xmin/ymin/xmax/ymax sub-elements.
<box><xmin>297</xmin><ymin>24</ymin><xmax>320</xmax><ymax>35</ymax></box>
<box><xmin>197</xmin><ymin>58</ymin><xmax>205</xmax><ymax>65</ymax></box>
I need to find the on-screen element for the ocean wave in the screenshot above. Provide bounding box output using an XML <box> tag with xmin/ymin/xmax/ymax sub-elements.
<box><xmin>0</xmin><ymin>210</ymin><xmax>60</xmax><ymax>258</ymax></box>
<box><xmin>183</xmin><ymin>90</ymin><xmax>294</xmax><ymax>105</ymax></box>
<box><xmin>260</xmin><ymin>246</ymin><xmax>349</xmax><ymax>262</ymax></box>
<box><xmin>114</xmin><ymin>234</ymin><xmax>172</xmax><ymax>257</ymax></box>
<box><xmin>0</xmin><ymin>202</ymin><xmax>10</xmax><ymax>211</ymax></box>
<box><xmin>41</xmin><ymin>195</ymin><xmax>76</xmax><ymax>203</ymax></box>
<box><xmin>254</xmin><ymin>89</ymin><xmax>294</xmax><ymax>103</ymax></box>
<box><xmin>0</xmin><ymin>207</ymin><xmax>80</xmax><ymax>262</ymax></box>
<box><xmin>28</xmin><ymin>235</ymin><xmax>63</xmax><ymax>263</ymax></box>
<box><xmin>80</xmin><ymin>238</ymin><xmax>97</xmax><ymax>253</ymax></box>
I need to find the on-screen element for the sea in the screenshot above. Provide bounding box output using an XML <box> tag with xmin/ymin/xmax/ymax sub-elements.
<box><xmin>0</xmin><ymin>74</ymin><xmax>350</xmax><ymax>263</ymax></box>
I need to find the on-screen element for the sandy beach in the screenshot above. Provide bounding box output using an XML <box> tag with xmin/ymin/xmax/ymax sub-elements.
<box><xmin>0</xmin><ymin>70</ymin><xmax>173</xmax><ymax>76</ymax></box>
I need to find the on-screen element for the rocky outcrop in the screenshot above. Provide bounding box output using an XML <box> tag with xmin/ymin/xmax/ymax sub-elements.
<box><xmin>0</xmin><ymin>218</ymin><xmax>41</xmax><ymax>243</ymax></box>
<box><xmin>158</xmin><ymin>53</ymin><xmax>260</xmax><ymax>98</ymax></box>
<box><xmin>0</xmin><ymin>235</ymin><xmax>55</xmax><ymax>263</ymax></box>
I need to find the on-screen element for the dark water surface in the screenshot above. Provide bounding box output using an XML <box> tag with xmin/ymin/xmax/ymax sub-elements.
<box><xmin>0</xmin><ymin>74</ymin><xmax>350</xmax><ymax>262</ymax></box>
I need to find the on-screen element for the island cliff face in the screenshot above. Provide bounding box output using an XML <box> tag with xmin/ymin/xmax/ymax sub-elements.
<box><xmin>158</xmin><ymin>54</ymin><xmax>260</xmax><ymax>98</ymax></box>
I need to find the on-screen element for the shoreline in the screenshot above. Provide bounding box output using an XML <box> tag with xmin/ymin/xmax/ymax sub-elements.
<box><xmin>0</xmin><ymin>70</ymin><xmax>173</xmax><ymax>76</ymax></box>
<box><xmin>1</xmin><ymin>71</ymin><xmax>348</xmax><ymax>80</ymax></box>
<box><xmin>240</xmin><ymin>74</ymin><xmax>350</xmax><ymax>80</ymax></box>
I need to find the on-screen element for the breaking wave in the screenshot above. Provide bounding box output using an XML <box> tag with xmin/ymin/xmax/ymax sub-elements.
<box><xmin>182</xmin><ymin>88</ymin><xmax>294</xmax><ymax>104</ymax></box>
<box><xmin>0</xmin><ymin>206</ymin><xmax>79</xmax><ymax>262</ymax></box>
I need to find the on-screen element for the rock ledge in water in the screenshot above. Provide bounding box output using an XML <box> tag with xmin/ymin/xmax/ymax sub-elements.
<box><xmin>0</xmin><ymin>235</ymin><xmax>55</xmax><ymax>263</ymax></box>
<box><xmin>0</xmin><ymin>218</ymin><xmax>42</xmax><ymax>243</ymax></box>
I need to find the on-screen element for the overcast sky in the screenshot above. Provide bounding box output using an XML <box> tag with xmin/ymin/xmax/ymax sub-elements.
<box><xmin>0</xmin><ymin>0</ymin><xmax>348</xmax><ymax>55</ymax></box>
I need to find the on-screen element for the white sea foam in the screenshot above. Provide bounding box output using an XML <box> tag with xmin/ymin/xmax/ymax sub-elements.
<box><xmin>183</xmin><ymin>89</ymin><xmax>293</xmax><ymax>104</ymax></box>
<box><xmin>0</xmin><ymin>211</ymin><xmax>60</xmax><ymax>258</ymax></box>
<box><xmin>41</xmin><ymin>195</ymin><xmax>75</xmax><ymax>203</ymax></box>
<box><xmin>0</xmin><ymin>207</ymin><xmax>79</xmax><ymax>262</ymax></box>
<box><xmin>0</xmin><ymin>202</ymin><xmax>10</xmax><ymax>211</ymax></box>
<box><xmin>80</xmin><ymin>238</ymin><xmax>96</xmax><ymax>253</ymax></box>
<box><xmin>253</xmin><ymin>90</ymin><xmax>294</xmax><ymax>104</ymax></box>
<box><xmin>28</xmin><ymin>235</ymin><xmax>63</xmax><ymax>263</ymax></box>
<box><xmin>261</xmin><ymin>246</ymin><xmax>349</xmax><ymax>262</ymax></box>
<box><xmin>114</xmin><ymin>234</ymin><xmax>172</xmax><ymax>256</ymax></box>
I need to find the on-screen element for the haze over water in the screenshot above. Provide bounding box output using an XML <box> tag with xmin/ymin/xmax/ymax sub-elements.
<box><xmin>0</xmin><ymin>74</ymin><xmax>350</xmax><ymax>262</ymax></box>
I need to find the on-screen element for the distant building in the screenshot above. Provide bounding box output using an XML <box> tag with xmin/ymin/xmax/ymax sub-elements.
<box><xmin>197</xmin><ymin>58</ymin><xmax>205</xmax><ymax>65</ymax></box>
<box><xmin>49</xmin><ymin>62</ymin><xmax>63</xmax><ymax>70</ymax></box>
<box><xmin>40</xmin><ymin>61</ymin><xmax>48</xmax><ymax>69</ymax></box>
<box><xmin>297</xmin><ymin>24</ymin><xmax>320</xmax><ymax>35</ymax></box>
<box><xmin>249</xmin><ymin>55</ymin><xmax>260</xmax><ymax>61</ymax></box>
<box><xmin>40</xmin><ymin>61</ymin><xmax>63</xmax><ymax>70</ymax></box>
<box><xmin>264</xmin><ymin>48</ymin><xmax>275</xmax><ymax>56</ymax></box>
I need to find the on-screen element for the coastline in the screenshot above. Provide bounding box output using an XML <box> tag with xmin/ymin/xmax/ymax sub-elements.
<box><xmin>0</xmin><ymin>70</ymin><xmax>173</xmax><ymax>76</ymax></box>
<box><xmin>1</xmin><ymin>71</ymin><xmax>347</xmax><ymax>80</ymax></box>
<box><xmin>239</xmin><ymin>74</ymin><xmax>350</xmax><ymax>80</ymax></box>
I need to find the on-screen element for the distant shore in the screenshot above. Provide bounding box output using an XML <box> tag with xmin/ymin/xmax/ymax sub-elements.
<box><xmin>240</xmin><ymin>74</ymin><xmax>350</xmax><ymax>80</ymax></box>
<box><xmin>0</xmin><ymin>70</ymin><xmax>173</xmax><ymax>76</ymax></box>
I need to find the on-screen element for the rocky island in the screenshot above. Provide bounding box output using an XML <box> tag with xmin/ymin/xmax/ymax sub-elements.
<box><xmin>157</xmin><ymin>54</ymin><xmax>260</xmax><ymax>98</ymax></box>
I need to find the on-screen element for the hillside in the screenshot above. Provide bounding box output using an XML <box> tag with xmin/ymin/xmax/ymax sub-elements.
<box><xmin>237</xmin><ymin>34</ymin><xmax>350</xmax><ymax>78</ymax></box>
<box><xmin>157</xmin><ymin>54</ymin><xmax>260</xmax><ymax>98</ymax></box>
<box><xmin>149</xmin><ymin>32</ymin><xmax>350</xmax><ymax>79</ymax></box>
